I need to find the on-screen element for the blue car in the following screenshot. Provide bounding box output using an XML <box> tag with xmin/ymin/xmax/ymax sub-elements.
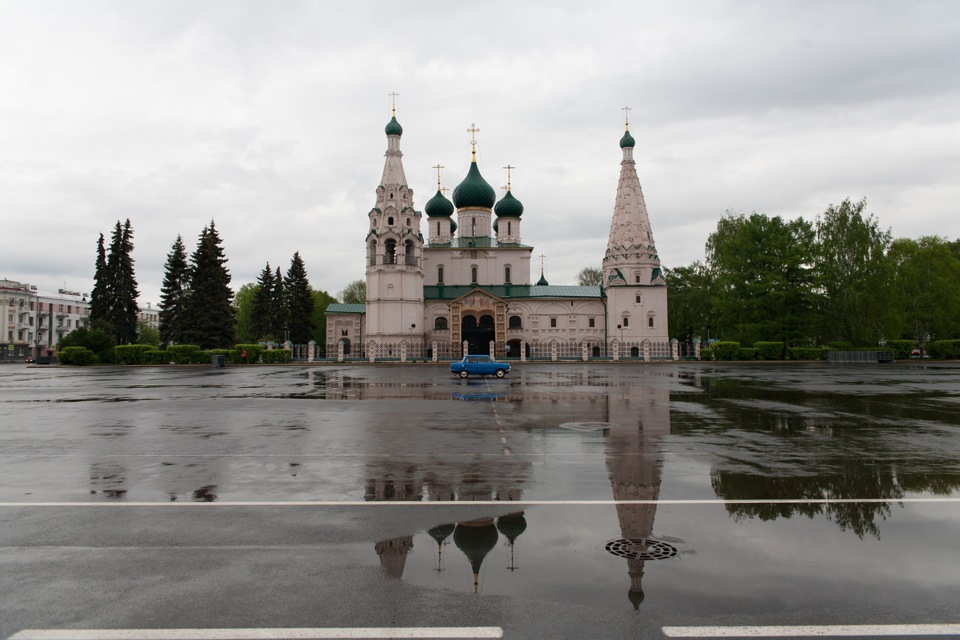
<box><xmin>450</xmin><ymin>354</ymin><xmax>511</xmax><ymax>378</ymax></box>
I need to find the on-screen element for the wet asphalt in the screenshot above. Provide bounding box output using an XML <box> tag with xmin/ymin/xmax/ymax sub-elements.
<box><xmin>1</xmin><ymin>362</ymin><xmax>959</xmax><ymax>639</ymax></box>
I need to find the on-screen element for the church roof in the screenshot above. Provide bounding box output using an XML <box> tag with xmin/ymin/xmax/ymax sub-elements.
<box><xmin>620</xmin><ymin>128</ymin><xmax>635</xmax><ymax>148</ymax></box>
<box><xmin>452</xmin><ymin>160</ymin><xmax>496</xmax><ymax>209</ymax></box>
<box><xmin>424</xmin><ymin>189</ymin><xmax>454</xmax><ymax>218</ymax></box>
<box><xmin>494</xmin><ymin>189</ymin><xmax>523</xmax><ymax>218</ymax></box>
<box><xmin>326</xmin><ymin>303</ymin><xmax>366</xmax><ymax>314</ymax></box>
<box><xmin>424</xmin><ymin>284</ymin><xmax>600</xmax><ymax>300</ymax></box>
<box><xmin>385</xmin><ymin>115</ymin><xmax>403</xmax><ymax>137</ymax></box>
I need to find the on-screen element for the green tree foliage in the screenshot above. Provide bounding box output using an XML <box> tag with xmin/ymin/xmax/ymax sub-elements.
<box><xmin>889</xmin><ymin>236</ymin><xmax>960</xmax><ymax>351</ymax></box>
<box><xmin>233</xmin><ymin>282</ymin><xmax>258</xmax><ymax>343</ymax></box>
<box><xmin>815</xmin><ymin>198</ymin><xmax>893</xmax><ymax>345</ymax></box>
<box><xmin>89</xmin><ymin>233</ymin><xmax>110</xmax><ymax>329</ymax></box>
<box><xmin>311</xmin><ymin>289</ymin><xmax>337</xmax><ymax>347</ymax></box>
<box><xmin>136</xmin><ymin>323</ymin><xmax>161</xmax><ymax>347</ymax></box>
<box><xmin>666</xmin><ymin>261</ymin><xmax>713</xmax><ymax>341</ymax></box>
<box><xmin>58</xmin><ymin>326</ymin><xmax>116</xmax><ymax>363</ymax></box>
<box><xmin>284</xmin><ymin>251</ymin><xmax>315</xmax><ymax>343</ymax></box>
<box><xmin>250</xmin><ymin>263</ymin><xmax>275</xmax><ymax>340</ymax></box>
<box><xmin>271</xmin><ymin>265</ymin><xmax>286</xmax><ymax>339</ymax></box>
<box><xmin>90</xmin><ymin>220</ymin><xmax>139</xmax><ymax>344</ymax></box>
<box><xmin>158</xmin><ymin>235</ymin><xmax>189</xmax><ymax>345</ymax></box>
<box><xmin>576</xmin><ymin>266</ymin><xmax>603</xmax><ymax>287</ymax></box>
<box><xmin>179</xmin><ymin>221</ymin><xmax>235</xmax><ymax>349</ymax></box>
<box><xmin>338</xmin><ymin>279</ymin><xmax>366</xmax><ymax>304</ymax></box>
<box><xmin>705</xmin><ymin>212</ymin><xmax>815</xmax><ymax>345</ymax></box>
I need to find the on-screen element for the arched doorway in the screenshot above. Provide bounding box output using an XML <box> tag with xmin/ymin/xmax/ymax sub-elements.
<box><xmin>339</xmin><ymin>338</ymin><xmax>351</xmax><ymax>355</ymax></box>
<box><xmin>462</xmin><ymin>314</ymin><xmax>494</xmax><ymax>355</ymax></box>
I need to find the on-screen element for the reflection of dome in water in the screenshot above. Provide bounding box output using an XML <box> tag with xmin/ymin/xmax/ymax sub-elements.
<box><xmin>496</xmin><ymin>512</ymin><xmax>527</xmax><ymax>543</ymax></box>
<box><xmin>628</xmin><ymin>585</ymin><xmax>645</xmax><ymax>610</ymax></box>
<box><xmin>428</xmin><ymin>523</ymin><xmax>456</xmax><ymax>546</ymax></box>
<box><xmin>454</xmin><ymin>518</ymin><xmax>499</xmax><ymax>591</ymax></box>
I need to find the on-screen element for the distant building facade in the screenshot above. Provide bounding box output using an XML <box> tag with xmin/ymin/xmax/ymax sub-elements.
<box><xmin>326</xmin><ymin>109</ymin><xmax>670</xmax><ymax>360</ymax></box>
<box><xmin>0</xmin><ymin>280</ymin><xmax>91</xmax><ymax>361</ymax></box>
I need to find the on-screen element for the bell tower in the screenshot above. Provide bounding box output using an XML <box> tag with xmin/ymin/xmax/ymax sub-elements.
<box><xmin>365</xmin><ymin>97</ymin><xmax>425</xmax><ymax>347</ymax></box>
<box><xmin>602</xmin><ymin>108</ymin><xmax>669</xmax><ymax>343</ymax></box>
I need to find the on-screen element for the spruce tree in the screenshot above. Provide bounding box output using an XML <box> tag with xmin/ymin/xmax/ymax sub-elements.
<box><xmin>115</xmin><ymin>219</ymin><xmax>140</xmax><ymax>345</ymax></box>
<box><xmin>284</xmin><ymin>251</ymin><xmax>315</xmax><ymax>344</ymax></box>
<box><xmin>89</xmin><ymin>233</ymin><xmax>110</xmax><ymax>328</ymax></box>
<box><xmin>159</xmin><ymin>235</ymin><xmax>190</xmax><ymax>345</ymax></box>
<box><xmin>180</xmin><ymin>221</ymin><xmax>235</xmax><ymax>349</ymax></box>
<box><xmin>271</xmin><ymin>265</ymin><xmax>287</xmax><ymax>341</ymax></box>
<box><xmin>250</xmin><ymin>262</ymin><xmax>275</xmax><ymax>341</ymax></box>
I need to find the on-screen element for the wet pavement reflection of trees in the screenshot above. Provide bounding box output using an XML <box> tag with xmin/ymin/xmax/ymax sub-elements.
<box><xmin>675</xmin><ymin>368</ymin><xmax>960</xmax><ymax>539</ymax></box>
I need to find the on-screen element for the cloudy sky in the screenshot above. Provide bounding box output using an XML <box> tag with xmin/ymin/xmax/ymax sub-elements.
<box><xmin>3</xmin><ymin>1</ymin><xmax>959</xmax><ymax>304</ymax></box>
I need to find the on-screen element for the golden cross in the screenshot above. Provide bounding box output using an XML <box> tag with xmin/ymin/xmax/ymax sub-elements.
<box><xmin>433</xmin><ymin>164</ymin><xmax>445</xmax><ymax>190</ymax></box>
<box><xmin>389</xmin><ymin>92</ymin><xmax>399</xmax><ymax>114</ymax></box>
<box><xmin>503</xmin><ymin>164</ymin><xmax>514</xmax><ymax>190</ymax></box>
<box><xmin>539</xmin><ymin>253</ymin><xmax>546</xmax><ymax>273</ymax></box>
<box><xmin>467</xmin><ymin>123</ymin><xmax>480</xmax><ymax>152</ymax></box>
<box><xmin>622</xmin><ymin>105</ymin><xmax>631</xmax><ymax>128</ymax></box>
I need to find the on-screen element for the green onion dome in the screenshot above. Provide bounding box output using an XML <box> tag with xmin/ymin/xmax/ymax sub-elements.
<box><xmin>385</xmin><ymin>116</ymin><xmax>403</xmax><ymax>137</ymax></box>
<box><xmin>495</xmin><ymin>513</ymin><xmax>527</xmax><ymax>544</ymax></box>
<box><xmin>450</xmin><ymin>219</ymin><xmax>457</xmax><ymax>233</ymax></box>
<box><xmin>620</xmin><ymin>128</ymin><xmax>635</xmax><ymax>148</ymax></box>
<box><xmin>424</xmin><ymin>190</ymin><xmax>454</xmax><ymax>218</ymax></box>
<box><xmin>494</xmin><ymin>189</ymin><xmax>524</xmax><ymax>218</ymax></box>
<box><xmin>454</xmin><ymin>519</ymin><xmax>499</xmax><ymax>588</ymax></box>
<box><xmin>452</xmin><ymin>161</ymin><xmax>496</xmax><ymax>209</ymax></box>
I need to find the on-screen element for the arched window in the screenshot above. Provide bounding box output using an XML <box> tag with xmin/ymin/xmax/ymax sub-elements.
<box><xmin>471</xmin><ymin>266</ymin><xmax>478</xmax><ymax>283</ymax></box>
<box><xmin>509</xmin><ymin>315</ymin><xmax>522</xmax><ymax>329</ymax></box>
<box><xmin>368</xmin><ymin>240</ymin><xmax>378</xmax><ymax>266</ymax></box>
<box><xmin>635</xmin><ymin>294</ymin><xmax>642</xmax><ymax>304</ymax></box>
<box><xmin>387</xmin><ymin>216</ymin><xmax>394</xmax><ymax>226</ymax></box>
<box><xmin>437</xmin><ymin>266</ymin><xmax>444</xmax><ymax>284</ymax></box>
<box><xmin>406</xmin><ymin>218</ymin><xmax>410</xmax><ymax>226</ymax></box>
<box><xmin>507</xmin><ymin>221</ymin><xmax>512</xmax><ymax>235</ymax></box>
<box><xmin>404</xmin><ymin>240</ymin><xmax>416</xmax><ymax>265</ymax></box>
<box><xmin>505</xmin><ymin>266</ymin><xmax>511</xmax><ymax>284</ymax></box>
<box><xmin>434</xmin><ymin>317</ymin><xmax>448</xmax><ymax>330</ymax></box>
<box><xmin>648</xmin><ymin>316</ymin><xmax>655</xmax><ymax>328</ymax></box>
<box><xmin>384</xmin><ymin>239</ymin><xmax>397</xmax><ymax>265</ymax></box>
<box><xmin>623</xmin><ymin>317</ymin><xmax>629</xmax><ymax>327</ymax></box>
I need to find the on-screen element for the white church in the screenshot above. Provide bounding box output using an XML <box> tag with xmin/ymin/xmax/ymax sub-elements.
<box><xmin>325</xmin><ymin>107</ymin><xmax>671</xmax><ymax>361</ymax></box>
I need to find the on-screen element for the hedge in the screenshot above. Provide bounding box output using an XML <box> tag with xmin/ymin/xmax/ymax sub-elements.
<box><xmin>886</xmin><ymin>340</ymin><xmax>915</xmax><ymax>360</ymax></box>
<box><xmin>235</xmin><ymin>344</ymin><xmax>265</xmax><ymax>364</ymax></box>
<box><xmin>165</xmin><ymin>344</ymin><xmax>206</xmax><ymax>364</ymax></box>
<box><xmin>58</xmin><ymin>346</ymin><xmax>98</xmax><ymax>366</ymax></box>
<box><xmin>927</xmin><ymin>340</ymin><xmax>960</xmax><ymax>359</ymax></box>
<box><xmin>753</xmin><ymin>341</ymin><xmax>785</xmax><ymax>360</ymax></box>
<box><xmin>737</xmin><ymin>348</ymin><xmax>759</xmax><ymax>360</ymax></box>
<box><xmin>787</xmin><ymin>347</ymin><xmax>827</xmax><ymax>360</ymax></box>
<box><xmin>700</xmin><ymin>347</ymin><xmax>714</xmax><ymax>361</ymax></box>
<box><xmin>115</xmin><ymin>344</ymin><xmax>156</xmax><ymax>365</ymax></box>
<box><xmin>142</xmin><ymin>349</ymin><xmax>170</xmax><ymax>365</ymax></box>
<box><xmin>261</xmin><ymin>349</ymin><xmax>292</xmax><ymax>364</ymax></box>
<box><xmin>711</xmin><ymin>341</ymin><xmax>741</xmax><ymax>361</ymax></box>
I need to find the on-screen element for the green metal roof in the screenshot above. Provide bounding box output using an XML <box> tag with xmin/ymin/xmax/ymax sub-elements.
<box><xmin>423</xmin><ymin>285</ymin><xmax>601</xmax><ymax>300</ymax></box>
<box><xmin>620</xmin><ymin>129</ymin><xmax>635</xmax><ymax>148</ymax></box>
<box><xmin>385</xmin><ymin>116</ymin><xmax>403</xmax><ymax>137</ymax></box>
<box><xmin>452</xmin><ymin>161</ymin><xmax>496</xmax><ymax>209</ymax></box>
<box><xmin>424</xmin><ymin>237</ymin><xmax>533</xmax><ymax>249</ymax></box>
<box><xmin>326</xmin><ymin>303</ymin><xmax>366</xmax><ymax>314</ymax></box>
<box><xmin>424</xmin><ymin>189</ymin><xmax>454</xmax><ymax>217</ymax></box>
<box><xmin>494</xmin><ymin>189</ymin><xmax>523</xmax><ymax>218</ymax></box>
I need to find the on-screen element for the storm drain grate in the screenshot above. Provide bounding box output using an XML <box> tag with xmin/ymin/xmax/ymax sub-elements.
<box><xmin>605</xmin><ymin>538</ymin><xmax>678</xmax><ymax>561</ymax></box>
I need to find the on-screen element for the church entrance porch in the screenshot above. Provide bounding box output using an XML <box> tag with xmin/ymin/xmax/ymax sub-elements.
<box><xmin>461</xmin><ymin>314</ymin><xmax>495</xmax><ymax>355</ymax></box>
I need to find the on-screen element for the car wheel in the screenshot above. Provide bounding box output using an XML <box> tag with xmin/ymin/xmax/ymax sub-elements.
<box><xmin>458</xmin><ymin>370</ymin><xmax>469</xmax><ymax>378</ymax></box>
<box><xmin>495</xmin><ymin>369</ymin><xmax>506</xmax><ymax>378</ymax></box>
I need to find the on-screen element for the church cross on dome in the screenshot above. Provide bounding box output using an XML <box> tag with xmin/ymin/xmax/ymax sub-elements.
<box><xmin>467</xmin><ymin>123</ymin><xmax>480</xmax><ymax>159</ymax></box>
<box><xmin>503</xmin><ymin>164</ymin><xmax>515</xmax><ymax>190</ymax></box>
<box><xmin>389</xmin><ymin>92</ymin><xmax>399</xmax><ymax>116</ymax></box>
<box><xmin>433</xmin><ymin>164</ymin><xmax>445</xmax><ymax>190</ymax></box>
<box><xmin>622</xmin><ymin>105</ymin><xmax>631</xmax><ymax>129</ymax></box>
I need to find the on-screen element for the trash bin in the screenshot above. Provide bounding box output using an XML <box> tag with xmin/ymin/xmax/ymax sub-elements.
<box><xmin>211</xmin><ymin>354</ymin><xmax>226</xmax><ymax>368</ymax></box>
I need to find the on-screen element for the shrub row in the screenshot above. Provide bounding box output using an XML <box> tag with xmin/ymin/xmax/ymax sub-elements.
<box><xmin>59</xmin><ymin>344</ymin><xmax>293</xmax><ymax>366</ymax></box>
<box><xmin>927</xmin><ymin>340</ymin><xmax>960</xmax><ymax>359</ymax></box>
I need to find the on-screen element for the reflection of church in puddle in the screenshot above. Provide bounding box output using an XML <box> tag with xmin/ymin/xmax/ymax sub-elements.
<box><xmin>355</xmin><ymin>368</ymin><xmax>672</xmax><ymax>607</ymax></box>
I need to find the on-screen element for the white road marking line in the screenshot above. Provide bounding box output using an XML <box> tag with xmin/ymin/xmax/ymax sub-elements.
<box><xmin>662</xmin><ymin>624</ymin><xmax>960</xmax><ymax>637</ymax></box>
<box><xmin>0</xmin><ymin>498</ymin><xmax>958</xmax><ymax>508</ymax></box>
<box><xmin>9</xmin><ymin>627</ymin><xmax>504</xmax><ymax>639</ymax></box>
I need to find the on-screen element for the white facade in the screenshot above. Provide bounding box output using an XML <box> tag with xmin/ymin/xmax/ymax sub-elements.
<box><xmin>327</xmin><ymin>111</ymin><xmax>669</xmax><ymax>360</ymax></box>
<box><xmin>0</xmin><ymin>279</ymin><xmax>91</xmax><ymax>360</ymax></box>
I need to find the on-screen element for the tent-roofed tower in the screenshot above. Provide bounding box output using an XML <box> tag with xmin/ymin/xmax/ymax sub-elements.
<box><xmin>602</xmin><ymin>109</ymin><xmax>668</xmax><ymax>344</ymax></box>
<box><xmin>364</xmin><ymin>98</ymin><xmax>425</xmax><ymax>348</ymax></box>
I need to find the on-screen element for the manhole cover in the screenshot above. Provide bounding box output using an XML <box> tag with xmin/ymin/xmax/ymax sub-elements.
<box><xmin>605</xmin><ymin>538</ymin><xmax>678</xmax><ymax>561</ymax></box>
